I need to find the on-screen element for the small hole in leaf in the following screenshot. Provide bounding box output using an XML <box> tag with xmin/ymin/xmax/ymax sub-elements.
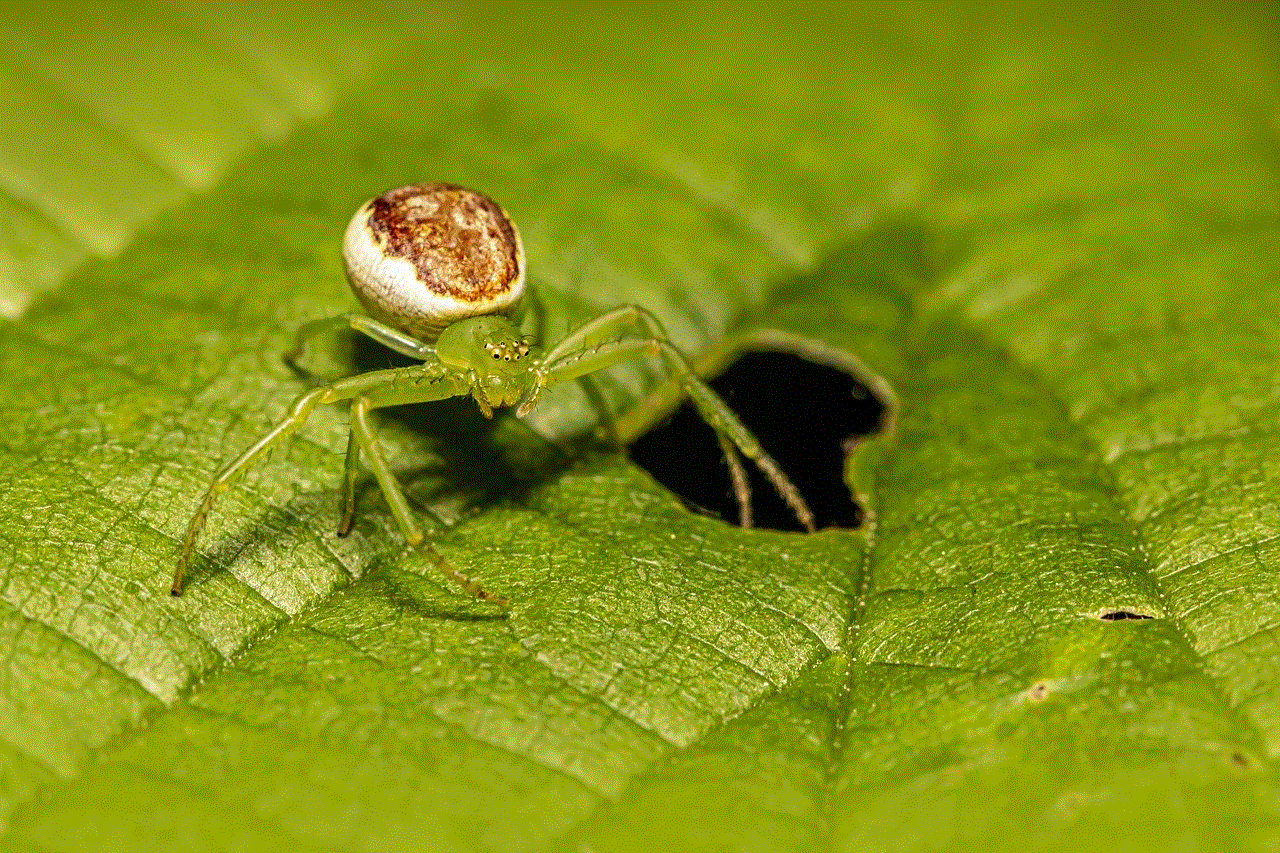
<box><xmin>630</xmin><ymin>351</ymin><xmax>885</xmax><ymax>531</ymax></box>
<box><xmin>1099</xmin><ymin>610</ymin><xmax>1155</xmax><ymax>621</ymax></box>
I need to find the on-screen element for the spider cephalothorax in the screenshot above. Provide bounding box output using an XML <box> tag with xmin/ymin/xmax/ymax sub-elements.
<box><xmin>436</xmin><ymin>315</ymin><xmax>542</xmax><ymax>415</ymax></box>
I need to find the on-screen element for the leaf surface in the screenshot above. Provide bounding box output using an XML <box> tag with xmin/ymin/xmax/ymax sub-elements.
<box><xmin>1</xmin><ymin>3</ymin><xmax>1278</xmax><ymax>851</ymax></box>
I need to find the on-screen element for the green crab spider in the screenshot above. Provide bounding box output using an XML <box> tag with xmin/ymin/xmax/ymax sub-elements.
<box><xmin>172</xmin><ymin>183</ymin><xmax>815</xmax><ymax>606</ymax></box>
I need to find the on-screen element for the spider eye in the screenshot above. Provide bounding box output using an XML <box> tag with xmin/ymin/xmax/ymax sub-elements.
<box><xmin>492</xmin><ymin>351</ymin><xmax>501</xmax><ymax>359</ymax></box>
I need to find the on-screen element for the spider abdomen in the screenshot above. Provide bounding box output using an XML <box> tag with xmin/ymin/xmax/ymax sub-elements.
<box><xmin>342</xmin><ymin>183</ymin><xmax>526</xmax><ymax>342</ymax></box>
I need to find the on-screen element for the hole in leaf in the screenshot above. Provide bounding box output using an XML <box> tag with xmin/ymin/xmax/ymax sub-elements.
<box><xmin>630</xmin><ymin>351</ymin><xmax>884</xmax><ymax>531</ymax></box>
<box><xmin>1098</xmin><ymin>610</ymin><xmax>1155</xmax><ymax>621</ymax></box>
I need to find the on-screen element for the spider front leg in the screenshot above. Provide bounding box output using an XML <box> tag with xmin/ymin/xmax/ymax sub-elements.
<box><xmin>173</xmin><ymin>363</ymin><xmax>505</xmax><ymax>606</ymax></box>
<box><xmin>349</xmin><ymin>396</ymin><xmax>508</xmax><ymax>607</ymax></box>
<box><xmin>541</xmin><ymin>307</ymin><xmax>816</xmax><ymax>532</ymax></box>
<box><xmin>173</xmin><ymin>384</ymin><xmax>330</xmax><ymax>595</ymax></box>
<box><xmin>284</xmin><ymin>313</ymin><xmax>436</xmax><ymax>382</ymax></box>
<box><xmin>337</xmin><ymin>431</ymin><xmax>361</xmax><ymax>537</ymax></box>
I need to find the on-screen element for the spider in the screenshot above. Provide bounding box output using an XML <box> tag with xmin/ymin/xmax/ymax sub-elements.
<box><xmin>172</xmin><ymin>183</ymin><xmax>815</xmax><ymax>606</ymax></box>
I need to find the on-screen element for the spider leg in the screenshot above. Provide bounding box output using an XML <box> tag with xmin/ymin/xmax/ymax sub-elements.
<box><xmin>542</xmin><ymin>306</ymin><xmax>816</xmax><ymax>532</ymax></box>
<box><xmin>540</xmin><ymin>308</ymin><xmax>654</xmax><ymax>445</ymax></box>
<box><xmin>542</xmin><ymin>305</ymin><xmax>648</xmax><ymax>364</ymax></box>
<box><xmin>173</xmin><ymin>385</ymin><xmax>330</xmax><ymax>594</ymax></box>
<box><xmin>284</xmin><ymin>313</ymin><xmax>436</xmax><ymax>381</ymax></box>
<box><xmin>337</xmin><ymin>430</ymin><xmax>360</xmax><ymax>537</ymax></box>
<box><xmin>173</xmin><ymin>363</ymin><xmax>481</xmax><ymax>596</ymax></box>
<box><xmin>542</xmin><ymin>338</ymin><xmax>663</xmax><ymax>383</ymax></box>
<box><xmin>666</xmin><ymin>351</ymin><xmax>815</xmax><ymax>531</ymax></box>
<box><xmin>575</xmin><ymin>376</ymin><xmax>623</xmax><ymax>449</ymax></box>
<box><xmin>350</xmin><ymin>396</ymin><xmax>508</xmax><ymax>607</ymax></box>
<box><xmin>715</xmin><ymin>430</ymin><xmax>752</xmax><ymax>529</ymax></box>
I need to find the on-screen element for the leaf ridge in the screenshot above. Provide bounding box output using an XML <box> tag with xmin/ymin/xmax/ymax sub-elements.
<box><xmin>1166</xmin><ymin>532</ymin><xmax>1280</xmax><ymax>584</ymax></box>
<box><xmin>292</xmin><ymin>624</ymin><xmax>614</xmax><ymax>801</ymax></box>
<box><xmin>0</xmin><ymin>714</ymin><xmax>64</xmax><ymax>783</ymax></box>
<box><xmin>191</xmin><ymin>475</ymin><xmax>360</xmax><ymax>607</ymax></box>
<box><xmin>516</xmin><ymin>635</ymin><xmax>684</xmax><ymax>753</ymax></box>
<box><xmin>0</xmin><ymin>597</ymin><xmax>158</xmax><ymax>715</ymax></box>
<box><xmin>517</xmin><ymin>494</ymin><xmax>837</xmax><ymax>673</ymax></box>
<box><xmin>1107</xmin><ymin>420</ymin><xmax>1277</xmax><ymax>464</ymax></box>
<box><xmin>12</xmin><ymin>58</ymin><xmax>188</xmax><ymax>191</ymax></box>
<box><xmin>656</xmin><ymin>155</ymin><xmax>811</xmax><ymax>268</ymax></box>
<box><xmin>0</xmin><ymin>47</ymin><xmax>186</xmax><ymax>230</ymax></box>
<box><xmin>4</xmin><ymin>603</ymin><xmax>160</xmax><ymax>704</ymax></box>
<box><xmin>120</xmin><ymin>754</ymin><xmax>351</xmax><ymax>853</ymax></box>
<box><xmin>818</xmin><ymin>475</ymin><xmax>878</xmax><ymax>845</ymax></box>
<box><xmin>0</xmin><ymin>184</ymin><xmax>85</xmax><ymax>256</ymax></box>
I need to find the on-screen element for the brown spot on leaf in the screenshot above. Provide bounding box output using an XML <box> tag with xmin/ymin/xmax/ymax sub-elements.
<box><xmin>366</xmin><ymin>183</ymin><xmax>521</xmax><ymax>302</ymax></box>
<box><xmin>1027</xmin><ymin>681</ymin><xmax>1050</xmax><ymax>702</ymax></box>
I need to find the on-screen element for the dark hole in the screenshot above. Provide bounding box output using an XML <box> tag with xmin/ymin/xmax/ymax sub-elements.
<box><xmin>1099</xmin><ymin>610</ymin><xmax>1155</xmax><ymax>621</ymax></box>
<box><xmin>630</xmin><ymin>351</ymin><xmax>884</xmax><ymax>531</ymax></box>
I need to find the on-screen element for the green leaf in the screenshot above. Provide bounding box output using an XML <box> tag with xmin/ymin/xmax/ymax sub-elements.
<box><xmin>2</xmin><ymin>3</ymin><xmax>1279</xmax><ymax>851</ymax></box>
